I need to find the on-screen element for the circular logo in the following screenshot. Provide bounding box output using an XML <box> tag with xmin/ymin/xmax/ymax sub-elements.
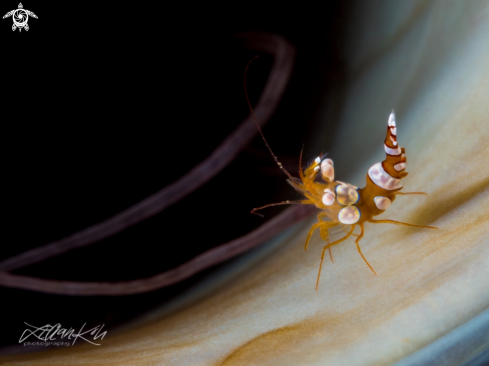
<box><xmin>13</xmin><ymin>9</ymin><xmax>28</xmax><ymax>27</ymax></box>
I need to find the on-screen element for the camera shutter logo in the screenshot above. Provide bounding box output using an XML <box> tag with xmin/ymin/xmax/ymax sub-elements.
<box><xmin>3</xmin><ymin>3</ymin><xmax>37</xmax><ymax>32</ymax></box>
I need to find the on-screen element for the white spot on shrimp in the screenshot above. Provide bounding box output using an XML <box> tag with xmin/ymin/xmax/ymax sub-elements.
<box><xmin>336</xmin><ymin>184</ymin><xmax>359</xmax><ymax>206</ymax></box>
<box><xmin>384</xmin><ymin>144</ymin><xmax>401</xmax><ymax>155</ymax></box>
<box><xmin>368</xmin><ymin>162</ymin><xmax>403</xmax><ymax>190</ymax></box>
<box><xmin>388</xmin><ymin>111</ymin><xmax>396</xmax><ymax>127</ymax></box>
<box><xmin>322</xmin><ymin>192</ymin><xmax>335</xmax><ymax>206</ymax></box>
<box><xmin>322</xmin><ymin>158</ymin><xmax>334</xmax><ymax>166</ymax></box>
<box><xmin>338</xmin><ymin>206</ymin><xmax>360</xmax><ymax>225</ymax></box>
<box><xmin>374</xmin><ymin>196</ymin><xmax>392</xmax><ymax>210</ymax></box>
<box><xmin>394</xmin><ymin>162</ymin><xmax>406</xmax><ymax>171</ymax></box>
<box><xmin>321</xmin><ymin>159</ymin><xmax>334</xmax><ymax>181</ymax></box>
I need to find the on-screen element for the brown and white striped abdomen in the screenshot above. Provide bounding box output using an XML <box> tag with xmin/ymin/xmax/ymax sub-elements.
<box><xmin>358</xmin><ymin>112</ymin><xmax>409</xmax><ymax>219</ymax></box>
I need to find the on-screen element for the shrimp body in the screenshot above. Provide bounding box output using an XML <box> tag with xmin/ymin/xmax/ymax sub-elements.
<box><xmin>244</xmin><ymin>58</ymin><xmax>436</xmax><ymax>288</ymax></box>
<box><xmin>293</xmin><ymin>112</ymin><xmax>405</xmax><ymax>227</ymax></box>
<box><xmin>252</xmin><ymin>112</ymin><xmax>437</xmax><ymax>288</ymax></box>
<box><xmin>283</xmin><ymin>112</ymin><xmax>436</xmax><ymax>287</ymax></box>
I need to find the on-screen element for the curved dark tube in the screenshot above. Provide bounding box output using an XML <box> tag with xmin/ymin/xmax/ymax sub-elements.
<box><xmin>0</xmin><ymin>32</ymin><xmax>296</xmax><ymax>273</ymax></box>
<box><xmin>0</xmin><ymin>205</ymin><xmax>315</xmax><ymax>296</ymax></box>
<box><xmin>0</xmin><ymin>32</ymin><xmax>312</xmax><ymax>297</ymax></box>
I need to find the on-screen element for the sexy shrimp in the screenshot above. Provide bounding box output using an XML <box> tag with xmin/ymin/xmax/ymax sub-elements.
<box><xmin>245</xmin><ymin>58</ymin><xmax>437</xmax><ymax>289</ymax></box>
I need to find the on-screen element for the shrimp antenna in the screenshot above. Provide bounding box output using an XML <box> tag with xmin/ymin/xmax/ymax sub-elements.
<box><xmin>244</xmin><ymin>56</ymin><xmax>294</xmax><ymax>181</ymax></box>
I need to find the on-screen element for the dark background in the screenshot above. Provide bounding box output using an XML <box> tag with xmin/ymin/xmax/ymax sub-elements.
<box><xmin>1</xmin><ymin>1</ymin><xmax>349</xmax><ymax>352</ymax></box>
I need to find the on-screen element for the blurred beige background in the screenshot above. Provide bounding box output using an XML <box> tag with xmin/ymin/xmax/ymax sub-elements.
<box><xmin>2</xmin><ymin>0</ymin><xmax>488</xmax><ymax>365</ymax></box>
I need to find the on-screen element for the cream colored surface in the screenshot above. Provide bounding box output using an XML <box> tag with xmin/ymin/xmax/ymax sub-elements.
<box><xmin>3</xmin><ymin>0</ymin><xmax>489</xmax><ymax>365</ymax></box>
